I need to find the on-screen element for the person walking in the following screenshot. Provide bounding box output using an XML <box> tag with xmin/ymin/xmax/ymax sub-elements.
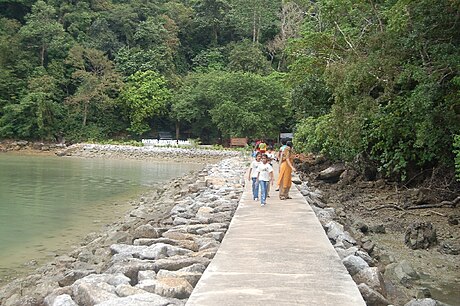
<box><xmin>277</xmin><ymin>141</ymin><xmax>296</xmax><ymax>200</ymax></box>
<box><xmin>248</xmin><ymin>152</ymin><xmax>262</xmax><ymax>201</ymax></box>
<box><xmin>257</xmin><ymin>154</ymin><xmax>274</xmax><ymax>206</ymax></box>
<box><xmin>258</xmin><ymin>139</ymin><xmax>267</xmax><ymax>154</ymax></box>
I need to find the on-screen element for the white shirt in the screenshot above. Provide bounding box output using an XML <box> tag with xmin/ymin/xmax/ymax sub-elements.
<box><xmin>250</xmin><ymin>160</ymin><xmax>261</xmax><ymax>178</ymax></box>
<box><xmin>257</xmin><ymin>163</ymin><xmax>273</xmax><ymax>182</ymax></box>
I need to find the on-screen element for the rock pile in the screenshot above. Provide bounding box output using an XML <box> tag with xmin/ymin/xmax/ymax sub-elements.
<box><xmin>0</xmin><ymin>157</ymin><xmax>246</xmax><ymax>306</ymax></box>
<box><xmin>56</xmin><ymin>144</ymin><xmax>240</xmax><ymax>161</ymax></box>
<box><xmin>296</xmin><ymin>182</ymin><xmax>454</xmax><ymax>306</ymax></box>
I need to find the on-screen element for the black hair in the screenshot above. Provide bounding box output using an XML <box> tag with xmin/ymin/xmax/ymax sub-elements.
<box><xmin>286</xmin><ymin>141</ymin><xmax>293</xmax><ymax>148</ymax></box>
<box><xmin>281</xmin><ymin>138</ymin><xmax>287</xmax><ymax>145</ymax></box>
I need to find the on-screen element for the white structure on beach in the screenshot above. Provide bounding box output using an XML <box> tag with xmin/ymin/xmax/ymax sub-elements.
<box><xmin>142</xmin><ymin>139</ymin><xmax>191</xmax><ymax>147</ymax></box>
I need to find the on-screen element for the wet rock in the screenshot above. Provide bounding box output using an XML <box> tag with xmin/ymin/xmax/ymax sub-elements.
<box><xmin>447</xmin><ymin>215</ymin><xmax>459</xmax><ymax>226</ymax></box>
<box><xmin>404</xmin><ymin>222</ymin><xmax>437</xmax><ymax>250</ymax></box>
<box><xmin>385</xmin><ymin>260</ymin><xmax>419</xmax><ymax>288</ymax></box>
<box><xmin>369</xmin><ymin>224</ymin><xmax>386</xmax><ymax>234</ymax></box>
<box><xmin>438</xmin><ymin>241</ymin><xmax>459</xmax><ymax>255</ymax></box>
<box><xmin>415</xmin><ymin>287</ymin><xmax>432</xmax><ymax>299</ymax></box>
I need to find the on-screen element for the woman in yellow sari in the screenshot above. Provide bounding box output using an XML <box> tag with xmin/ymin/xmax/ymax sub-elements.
<box><xmin>277</xmin><ymin>141</ymin><xmax>296</xmax><ymax>200</ymax></box>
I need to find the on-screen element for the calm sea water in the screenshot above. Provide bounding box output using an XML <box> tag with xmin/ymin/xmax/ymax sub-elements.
<box><xmin>0</xmin><ymin>153</ymin><xmax>203</xmax><ymax>284</ymax></box>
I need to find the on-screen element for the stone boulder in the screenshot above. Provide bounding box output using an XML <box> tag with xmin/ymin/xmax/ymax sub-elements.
<box><xmin>94</xmin><ymin>293</ymin><xmax>170</xmax><ymax>306</ymax></box>
<box><xmin>317</xmin><ymin>164</ymin><xmax>346</xmax><ymax>182</ymax></box>
<box><xmin>342</xmin><ymin>255</ymin><xmax>369</xmax><ymax>276</ymax></box>
<box><xmin>357</xmin><ymin>283</ymin><xmax>391</xmax><ymax>306</ymax></box>
<box><xmin>404</xmin><ymin>222</ymin><xmax>437</xmax><ymax>250</ymax></box>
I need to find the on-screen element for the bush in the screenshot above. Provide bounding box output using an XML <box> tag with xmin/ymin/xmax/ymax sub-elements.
<box><xmin>293</xmin><ymin>114</ymin><xmax>359</xmax><ymax>161</ymax></box>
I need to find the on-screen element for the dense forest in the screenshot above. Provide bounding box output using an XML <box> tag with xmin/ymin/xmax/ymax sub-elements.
<box><xmin>0</xmin><ymin>0</ymin><xmax>459</xmax><ymax>180</ymax></box>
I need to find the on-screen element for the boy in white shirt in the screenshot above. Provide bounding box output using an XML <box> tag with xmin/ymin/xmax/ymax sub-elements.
<box><xmin>248</xmin><ymin>152</ymin><xmax>262</xmax><ymax>201</ymax></box>
<box><xmin>257</xmin><ymin>154</ymin><xmax>274</xmax><ymax>206</ymax></box>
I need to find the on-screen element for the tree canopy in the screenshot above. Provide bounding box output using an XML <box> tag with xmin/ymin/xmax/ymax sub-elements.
<box><xmin>0</xmin><ymin>0</ymin><xmax>458</xmax><ymax>180</ymax></box>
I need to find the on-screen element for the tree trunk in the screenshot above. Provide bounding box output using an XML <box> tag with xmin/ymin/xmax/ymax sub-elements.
<box><xmin>82</xmin><ymin>102</ymin><xmax>88</xmax><ymax>126</ymax></box>
<box><xmin>41</xmin><ymin>44</ymin><xmax>46</xmax><ymax>67</ymax></box>
<box><xmin>175</xmin><ymin>121</ymin><xmax>180</xmax><ymax>140</ymax></box>
<box><xmin>252</xmin><ymin>10</ymin><xmax>257</xmax><ymax>43</ymax></box>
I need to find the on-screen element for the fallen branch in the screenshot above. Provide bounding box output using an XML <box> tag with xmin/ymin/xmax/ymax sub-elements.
<box><xmin>406</xmin><ymin>201</ymin><xmax>456</xmax><ymax>210</ymax></box>
<box><xmin>421</xmin><ymin>210</ymin><xmax>446</xmax><ymax>217</ymax></box>
<box><xmin>366</xmin><ymin>204</ymin><xmax>404</xmax><ymax>211</ymax></box>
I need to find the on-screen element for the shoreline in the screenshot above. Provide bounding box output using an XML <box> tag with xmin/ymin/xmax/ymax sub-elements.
<box><xmin>0</xmin><ymin>145</ymin><xmax>246</xmax><ymax>305</ymax></box>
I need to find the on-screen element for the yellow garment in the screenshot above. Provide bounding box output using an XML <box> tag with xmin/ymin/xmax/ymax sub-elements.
<box><xmin>258</xmin><ymin>142</ymin><xmax>267</xmax><ymax>151</ymax></box>
<box><xmin>277</xmin><ymin>147</ymin><xmax>293</xmax><ymax>197</ymax></box>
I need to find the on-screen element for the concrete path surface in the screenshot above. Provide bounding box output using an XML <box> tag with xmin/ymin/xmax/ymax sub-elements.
<box><xmin>186</xmin><ymin>167</ymin><xmax>365</xmax><ymax>306</ymax></box>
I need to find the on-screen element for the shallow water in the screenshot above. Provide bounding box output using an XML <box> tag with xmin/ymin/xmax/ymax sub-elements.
<box><xmin>0</xmin><ymin>154</ymin><xmax>203</xmax><ymax>284</ymax></box>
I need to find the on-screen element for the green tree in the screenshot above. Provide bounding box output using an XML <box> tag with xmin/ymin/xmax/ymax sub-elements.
<box><xmin>0</xmin><ymin>68</ymin><xmax>63</xmax><ymax>140</ymax></box>
<box><xmin>66</xmin><ymin>45</ymin><xmax>122</xmax><ymax>127</ymax></box>
<box><xmin>227</xmin><ymin>39</ymin><xmax>272</xmax><ymax>74</ymax></box>
<box><xmin>289</xmin><ymin>0</ymin><xmax>460</xmax><ymax>179</ymax></box>
<box><xmin>172</xmin><ymin>71</ymin><xmax>288</xmax><ymax>140</ymax></box>
<box><xmin>115</xmin><ymin>16</ymin><xmax>179</xmax><ymax>77</ymax></box>
<box><xmin>191</xmin><ymin>0</ymin><xmax>231</xmax><ymax>46</ymax></box>
<box><xmin>19</xmin><ymin>0</ymin><xmax>70</xmax><ymax>67</ymax></box>
<box><xmin>119</xmin><ymin>70</ymin><xmax>171</xmax><ymax>135</ymax></box>
<box><xmin>228</xmin><ymin>0</ymin><xmax>281</xmax><ymax>43</ymax></box>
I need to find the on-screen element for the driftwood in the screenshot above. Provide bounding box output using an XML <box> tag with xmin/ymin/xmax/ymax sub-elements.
<box><xmin>366</xmin><ymin>204</ymin><xmax>404</xmax><ymax>211</ymax></box>
<box><xmin>421</xmin><ymin>210</ymin><xmax>446</xmax><ymax>217</ymax></box>
<box><xmin>366</xmin><ymin>196</ymin><xmax>459</xmax><ymax>212</ymax></box>
<box><xmin>406</xmin><ymin>200</ymin><xmax>456</xmax><ymax>210</ymax></box>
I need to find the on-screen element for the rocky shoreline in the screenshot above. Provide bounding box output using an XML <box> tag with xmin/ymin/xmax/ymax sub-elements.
<box><xmin>2</xmin><ymin>143</ymin><xmax>455</xmax><ymax>306</ymax></box>
<box><xmin>0</xmin><ymin>144</ymin><xmax>246</xmax><ymax>306</ymax></box>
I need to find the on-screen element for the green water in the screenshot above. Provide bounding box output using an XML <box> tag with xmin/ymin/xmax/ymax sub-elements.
<box><xmin>0</xmin><ymin>153</ymin><xmax>203</xmax><ymax>283</ymax></box>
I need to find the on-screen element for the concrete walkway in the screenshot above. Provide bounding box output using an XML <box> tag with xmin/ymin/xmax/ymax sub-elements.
<box><xmin>186</xmin><ymin>166</ymin><xmax>365</xmax><ymax>305</ymax></box>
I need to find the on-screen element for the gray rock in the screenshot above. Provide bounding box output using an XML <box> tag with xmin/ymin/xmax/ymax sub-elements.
<box><xmin>94</xmin><ymin>293</ymin><xmax>170</xmax><ymax>306</ymax></box>
<box><xmin>357</xmin><ymin>283</ymin><xmax>391</xmax><ymax>306</ymax></box>
<box><xmin>154</xmin><ymin>256</ymin><xmax>210</xmax><ymax>271</ymax></box>
<box><xmin>356</xmin><ymin>250</ymin><xmax>374</xmax><ymax>265</ymax></box>
<box><xmin>58</xmin><ymin>269</ymin><xmax>96</xmax><ymax>287</ymax></box>
<box><xmin>404</xmin><ymin>222</ymin><xmax>437</xmax><ymax>250</ymax></box>
<box><xmin>50</xmin><ymin>294</ymin><xmax>77</xmax><ymax>306</ymax></box>
<box><xmin>138</xmin><ymin>270</ymin><xmax>157</xmax><ymax>282</ymax></box>
<box><xmin>317</xmin><ymin>164</ymin><xmax>345</xmax><ymax>182</ymax></box>
<box><xmin>153</xmin><ymin>277</ymin><xmax>193</xmax><ymax>299</ymax></box>
<box><xmin>157</xmin><ymin>269</ymin><xmax>202</xmax><ymax>287</ymax></box>
<box><xmin>404</xmin><ymin>298</ymin><xmax>438</xmax><ymax>306</ymax></box>
<box><xmin>335</xmin><ymin>246</ymin><xmax>359</xmax><ymax>260</ymax></box>
<box><xmin>352</xmin><ymin>267</ymin><xmax>385</xmax><ymax>295</ymax></box>
<box><xmin>137</xmin><ymin>243</ymin><xmax>192</xmax><ymax>260</ymax></box>
<box><xmin>104</xmin><ymin>259</ymin><xmax>157</xmax><ymax>284</ymax></box>
<box><xmin>342</xmin><ymin>255</ymin><xmax>369</xmax><ymax>276</ymax></box>
<box><xmin>133</xmin><ymin>224</ymin><xmax>161</xmax><ymax>239</ymax></box>
<box><xmin>115</xmin><ymin>284</ymin><xmax>148</xmax><ymax>297</ymax></box>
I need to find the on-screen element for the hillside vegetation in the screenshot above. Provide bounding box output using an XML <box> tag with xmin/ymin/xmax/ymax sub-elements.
<box><xmin>0</xmin><ymin>0</ymin><xmax>459</xmax><ymax>181</ymax></box>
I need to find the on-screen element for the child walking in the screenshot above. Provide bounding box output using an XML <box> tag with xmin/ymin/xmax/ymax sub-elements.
<box><xmin>257</xmin><ymin>154</ymin><xmax>274</xmax><ymax>206</ymax></box>
<box><xmin>248</xmin><ymin>152</ymin><xmax>262</xmax><ymax>201</ymax></box>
